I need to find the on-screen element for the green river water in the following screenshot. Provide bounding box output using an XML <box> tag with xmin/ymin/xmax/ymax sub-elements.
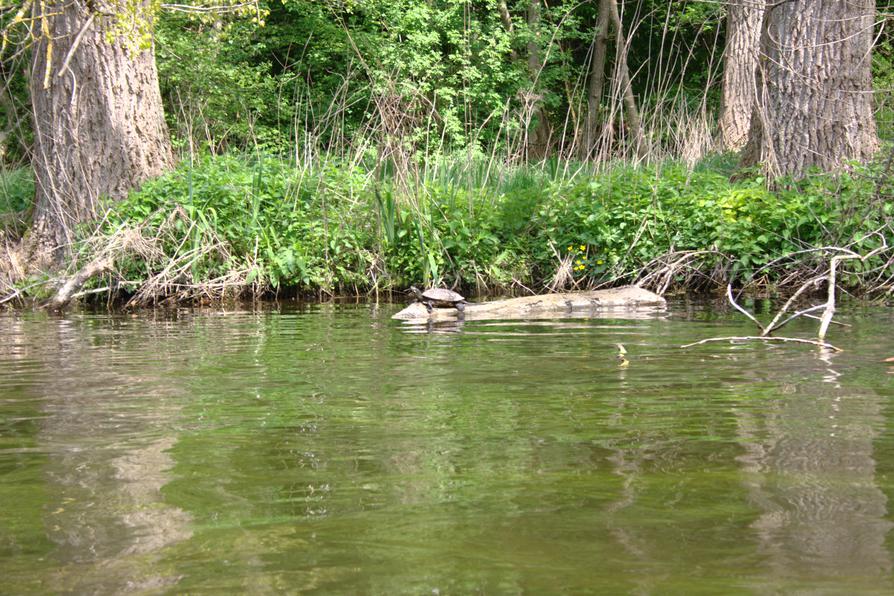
<box><xmin>1</xmin><ymin>301</ymin><xmax>893</xmax><ymax>594</ymax></box>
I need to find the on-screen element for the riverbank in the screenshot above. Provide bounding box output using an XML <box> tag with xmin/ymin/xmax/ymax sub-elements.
<box><xmin>2</xmin><ymin>151</ymin><xmax>893</xmax><ymax>308</ymax></box>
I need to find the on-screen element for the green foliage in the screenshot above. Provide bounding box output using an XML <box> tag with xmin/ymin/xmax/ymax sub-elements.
<box><xmin>100</xmin><ymin>153</ymin><xmax>891</xmax><ymax>297</ymax></box>
<box><xmin>873</xmin><ymin>34</ymin><xmax>894</xmax><ymax>142</ymax></box>
<box><xmin>0</xmin><ymin>167</ymin><xmax>31</xmax><ymax>237</ymax></box>
<box><xmin>531</xmin><ymin>164</ymin><xmax>888</xmax><ymax>283</ymax></box>
<box><xmin>0</xmin><ymin>50</ymin><xmax>31</xmax><ymax>166</ymax></box>
<box><xmin>0</xmin><ymin>167</ymin><xmax>32</xmax><ymax>213</ymax></box>
<box><xmin>155</xmin><ymin>11</ymin><xmax>289</xmax><ymax>152</ymax></box>
<box><xmin>150</xmin><ymin>0</ymin><xmax>732</xmax><ymax>155</ymax></box>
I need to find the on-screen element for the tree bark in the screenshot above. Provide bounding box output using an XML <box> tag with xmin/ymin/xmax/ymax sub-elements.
<box><xmin>496</xmin><ymin>0</ymin><xmax>518</xmax><ymax>61</ymax></box>
<box><xmin>583</xmin><ymin>0</ymin><xmax>611</xmax><ymax>157</ymax></box>
<box><xmin>606</xmin><ymin>0</ymin><xmax>645</xmax><ymax>158</ymax></box>
<box><xmin>525</xmin><ymin>0</ymin><xmax>551</xmax><ymax>158</ymax></box>
<box><xmin>30</xmin><ymin>1</ymin><xmax>172</xmax><ymax>262</ymax></box>
<box><xmin>718</xmin><ymin>0</ymin><xmax>764</xmax><ymax>151</ymax></box>
<box><xmin>742</xmin><ymin>0</ymin><xmax>878</xmax><ymax>179</ymax></box>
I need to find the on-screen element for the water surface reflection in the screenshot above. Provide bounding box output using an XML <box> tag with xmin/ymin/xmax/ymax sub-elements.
<box><xmin>0</xmin><ymin>304</ymin><xmax>892</xmax><ymax>593</ymax></box>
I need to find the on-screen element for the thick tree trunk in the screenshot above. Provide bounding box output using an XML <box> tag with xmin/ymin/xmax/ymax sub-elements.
<box><xmin>718</xmin><ymin>0</ymin><xmax>764</xmax><ymax>151</ymax></box>
<box><xmin>583</xmin><ymin>0</ymin><xmax>611</xmax><ymax>157</ymax></box>
<box><xmin>30</xmin><ymin>1</ymin><xmax>172</xmax><ymax>262</ymax></box>
<box><xmin>742</xmin><ymin>0</ymin><xmax>878</xmax><ymax>179</ymax></box>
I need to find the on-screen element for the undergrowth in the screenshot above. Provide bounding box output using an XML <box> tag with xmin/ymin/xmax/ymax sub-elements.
<box><xmin>82</xmin><ymin>151</ymin><xmax>893</xmax><ymax>301</ymax></box>
<box><xmin>0</xmin><ymin>167</ymin><xmax>33</xmax><ymax>214</ymax></box>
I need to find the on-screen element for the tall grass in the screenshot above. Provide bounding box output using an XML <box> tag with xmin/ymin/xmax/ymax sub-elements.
<box><xmin>0</xmin><ymin>167</ymin><xmax>33</xmax><ymax>213</ymax></box>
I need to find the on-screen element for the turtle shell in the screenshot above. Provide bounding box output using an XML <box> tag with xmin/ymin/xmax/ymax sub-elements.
<box><xmin>421</xmin><ymin>288</ymin><xmax>464</xmax><ymax>303</ymax></box>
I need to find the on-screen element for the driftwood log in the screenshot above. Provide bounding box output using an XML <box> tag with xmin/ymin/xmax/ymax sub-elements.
<box><xmin>392</xmin><ymin>286</ymin><xmax>665</xmax><ymax>321</ymax></box>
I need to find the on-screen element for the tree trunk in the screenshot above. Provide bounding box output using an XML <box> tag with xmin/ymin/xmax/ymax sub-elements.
<box><xmin>525</xmin><ymin>0</ymin><xmax>551</xmax><ymax>158</ymax></box>
<box><xmin>583</xmin><ymin>0</ymin><xmax>611</xmax><ymax>158</ymax></box>
<box><xmin>606</xmin><ymin>0</ymin><xmax>645</xmax><ymax>158</ymax></box>
<box><xmin>718</xmin><ymin>0</ymin><xmax>764</xmax><ymax>151</ymax></box>
<box><xmin>30</xmin><ymin>1</ymin><xmax>172</xmax><ymax>262</ymax></box>
<box><xmin>496</xmin><ymin>0</ymin><xmax>518</xmax><ymax>62</ymax></box>
<box><xmin>742</xmin><ymin>0</ymin><xmax>878</xmax><ymax>179</ymax></box>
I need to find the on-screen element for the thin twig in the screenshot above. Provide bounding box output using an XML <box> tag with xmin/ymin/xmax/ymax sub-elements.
<box><xmin>70</xmin><ymin>286</ymin><xmax>110</xmax><ymax>299</ymax></box>
<box><xmin>681</xmin><ymin>336</ymin><xmax>842</xmax><ymax>352</ymax></box>
<box><xmin>726</xmin><ymin>283</ymin><xmax>765</xmax><ymax>332</ymax></box>
<box><xmin>802</xmin><ymin>312</ymin><xmax>850</xmax><ymax>327</ymax></box>
<box><xmin>56</xmin><ymin>13</ymin><xmax>94</xmax><ymax>79</ymax></box>
<box><xmin>765</xmin><ymin>303</ymin><xmax>828</xmax><ymax>335</ymax></box>
<box><xmin>0</xmin><ymin>287</ymin><xmax>21</xmax><ymax>305</ymax></box>
<box><xmin>761</xmin><ymin>275</ymin><xmax>824</xmax><ymax>335</ymax></box>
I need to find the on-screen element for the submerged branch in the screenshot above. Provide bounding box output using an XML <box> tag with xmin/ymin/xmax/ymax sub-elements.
<box><xmin>726</xmin><ymin>283</ymin><xmax>764</xmax><ymax>332</ymax></box>
<box><xmin>681</xmin><ymin>336</ymin><xmax>842</xmax><ymax>352</ymax></box>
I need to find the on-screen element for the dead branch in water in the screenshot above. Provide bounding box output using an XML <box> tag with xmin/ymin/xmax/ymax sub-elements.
<box><xmin>683</xmin><ymin>233</ymin><xmax>889</xmax><ymax>352</ymax></box>
<box><xmin>681</xmin><ymin>336</ymin><xmax>842</xmax><ymax>352</ymax></box>
<box><xmin>46</xmin><ymin>256</ymin><xmax>113</xmax><ymax>309</ymax></box>
<box><xmin>44</xmin><ymin>223</ymin><xmax>160</xmax><ymax>309</ymax></box>
<box><xmin>632</xmin><ymin>249</ymin><xmax>727</xmax><ymax>295</ymax></box>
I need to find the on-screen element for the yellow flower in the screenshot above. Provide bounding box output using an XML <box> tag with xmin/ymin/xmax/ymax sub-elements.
<box><xmin>579</xmin><ymin>245</ymin><xmax>586</xmax><ymax>251</ymax></box>
<box><xmin>596</xmin><ymin>259</ymin><xmax>604</xmax><ymax>265</ymax></box>
<box><xmin>567</xmin><ymin>245</ymin><xmax>573</xmax><ymax>251</ymax></box>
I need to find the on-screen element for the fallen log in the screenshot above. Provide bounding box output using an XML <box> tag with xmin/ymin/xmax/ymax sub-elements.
<box><xmin>392</xmin><ymin>286</ymin><xmax>665</xmax><ymax>321</ymax></box>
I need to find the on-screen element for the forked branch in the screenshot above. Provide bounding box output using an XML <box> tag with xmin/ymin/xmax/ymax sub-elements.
<box><xmin>683</xmin><ymin>236</ymin><xmax>889</xmax><ymax>352</ymax></box>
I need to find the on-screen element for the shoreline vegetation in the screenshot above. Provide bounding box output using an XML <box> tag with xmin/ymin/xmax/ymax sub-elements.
<box><xmin>1</xmin><ymin>1</ymin><xmax>892</xmax><ymax>311</ymax></box>
<box><xmin>2</xmin><ymin>149</ymin><xmax>893</xmax><ymax>309</ymax></box>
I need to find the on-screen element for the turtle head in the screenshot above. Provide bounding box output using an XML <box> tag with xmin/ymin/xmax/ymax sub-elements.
<box><xmin>408</xmin><ymin>286</ymin><xmax>423</xmax><ymax>300</ymax></box>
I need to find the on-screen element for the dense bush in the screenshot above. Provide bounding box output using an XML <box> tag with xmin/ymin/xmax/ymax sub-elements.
<box><xmin>149</xmin><ymin>0</ymin><xmax>745</xmax><ymax>156</ymax></box>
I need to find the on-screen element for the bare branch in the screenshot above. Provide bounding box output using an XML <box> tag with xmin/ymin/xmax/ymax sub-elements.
<box><xmin>761</xmin><ymin>275</ymin><xmax>824</xmax><ymax>335</ymax></box>
<box><xmin>681</xmin><ymin>336</ymin><xmax>842</xmax><ymax>352</ymax></box>
<box><xmin>46</xmin><ymin>255</ymin><xmax>112</xmax><ymax>309</ymax></box>
<box><xmin>726</xmin><ymin>283</ymin><xmax>765</xmax><ymax>332</ymax></box>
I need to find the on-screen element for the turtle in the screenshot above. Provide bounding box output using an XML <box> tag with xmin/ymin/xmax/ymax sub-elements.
<box><xmin>409</xmin><ymin>286</ymin><xmax>467</xmax><ymax>313</ymax></box>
